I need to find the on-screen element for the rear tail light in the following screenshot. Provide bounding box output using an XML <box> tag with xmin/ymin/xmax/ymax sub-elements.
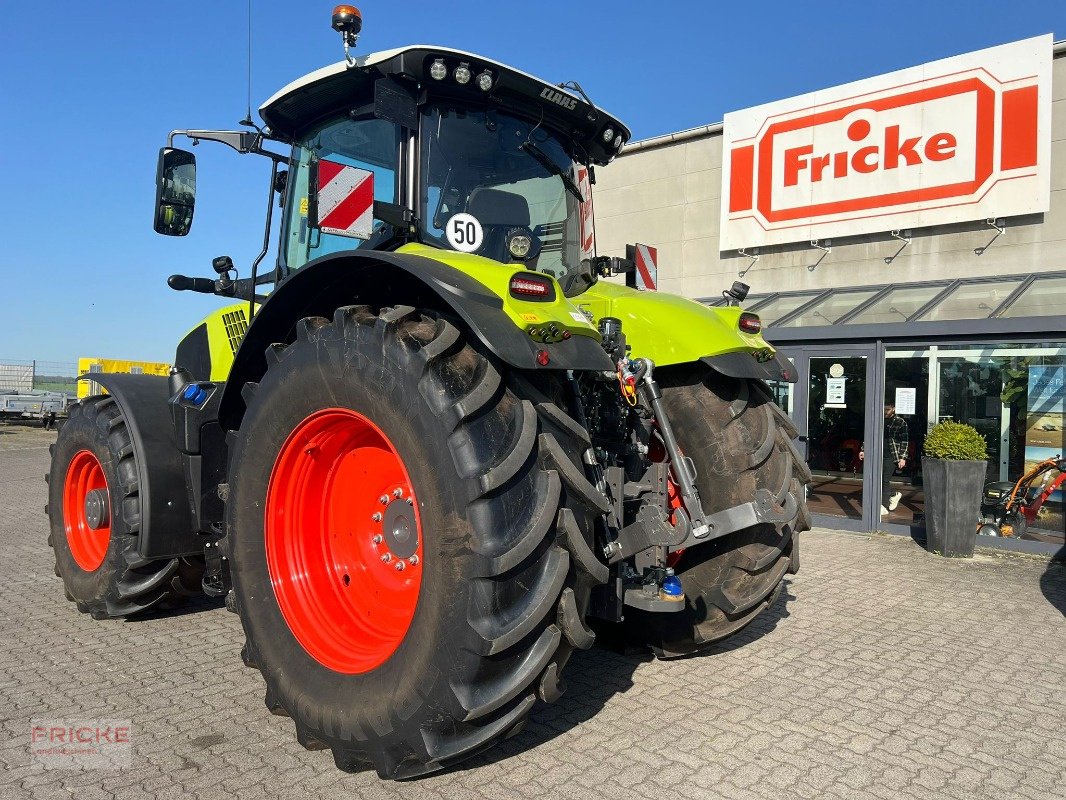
<box><xmin>509</xmin><ymin>273</ymin><xmax>556</xmax><ymax>302</ymax></box>
<box><xmin>739</xmin><ymin>313</ymin><xmax>762</xmax><ymax>334</ymax></box>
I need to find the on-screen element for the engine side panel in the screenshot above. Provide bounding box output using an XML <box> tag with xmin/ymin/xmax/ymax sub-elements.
<box><xmin>173</xmin><ymin>303</ymin><xmax>251</xmax><ymax>383</ymax></box>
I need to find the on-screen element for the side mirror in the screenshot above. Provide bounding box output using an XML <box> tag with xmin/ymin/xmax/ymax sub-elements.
<box><xmin>154</xmin><ymin>148</ymin><xmax>196</xmax><ymax>236</ymax></box>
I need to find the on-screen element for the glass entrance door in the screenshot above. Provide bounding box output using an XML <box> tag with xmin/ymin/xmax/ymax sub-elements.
<box><xmin>777</xmin><ymin>346</ymin><xmax>880</xmax><ymax>531</ymax></box>
<box><xmin>806</xmin><ymin>356</ymin><xmax>870</xmax><ymax>522</ymax></box>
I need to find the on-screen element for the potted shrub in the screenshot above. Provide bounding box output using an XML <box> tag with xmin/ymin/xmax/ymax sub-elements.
<box><xmin>922</xmin><ymin>421</ymin><xmax>988</xmax><ymax>557</ymax></box>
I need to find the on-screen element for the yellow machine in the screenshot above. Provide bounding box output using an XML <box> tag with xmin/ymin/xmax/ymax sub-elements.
<box><xmin>77</xmin><ymin>358</ymin><xmax>171</xmax><ymax>398</ymax></box>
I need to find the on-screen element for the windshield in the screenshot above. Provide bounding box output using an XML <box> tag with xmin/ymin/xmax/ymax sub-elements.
<box><xmin>420</xmin><ymin>104</ymin><xmax>596</xmax><ymax>295</ymax></box>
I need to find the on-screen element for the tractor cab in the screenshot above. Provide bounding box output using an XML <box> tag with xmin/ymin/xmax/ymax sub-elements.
<box><xmin>154</xmin><ymin>31</ymin><xmax>630</xmax><ymax>301</ymax></box>
<box><xmin>262</xmin><ymin>44</ymin><xmax>629</xmax><ymax>294</ymax></box>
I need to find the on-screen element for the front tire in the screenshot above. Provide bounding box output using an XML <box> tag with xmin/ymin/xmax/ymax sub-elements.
<box><xmin>227</xmin><ymin>306</ymin><xmax>608</xmax><ymax>778</ymax></box>
<box><xmin>628</xmin><ymin>367</ymin><xmax>811</xmax><ymax>657</ymax></box>
<box><xmin>47</xmin><ymin>396</ymin><xmax>204</xmax><ymax>618</ymax></box>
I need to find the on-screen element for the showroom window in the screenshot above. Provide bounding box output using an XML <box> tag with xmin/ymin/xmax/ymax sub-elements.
<box><xmin>884</xmin><ymin>344</ymin><xmax>1065</xmax><ymax>543</ymax></box>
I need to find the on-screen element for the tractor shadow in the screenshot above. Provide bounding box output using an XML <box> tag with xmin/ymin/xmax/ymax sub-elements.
<box><xmin>1041</xmin><ymin>546</ymin><xmax>1066</xmax><ymax>618</ymax></box>
<box><xmin>459</xmin><ymin>579</ymin><xmax>797</xmax><ymax>772</ymax></box>
<box><xmin>130</xmin><ymin>593</ymin><xmax>226</xmax><ymax>621</ymax></box>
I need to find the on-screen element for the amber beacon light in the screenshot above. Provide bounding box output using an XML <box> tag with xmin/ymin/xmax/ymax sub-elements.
<box><xmin>331</xmin><ymin>5</ymin><xmax>363</xmax><ymax>62</ymax></box>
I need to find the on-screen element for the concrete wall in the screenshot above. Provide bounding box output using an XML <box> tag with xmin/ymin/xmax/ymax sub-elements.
<box><xmin>593</xmin><ymin>47</ymin><xmax>1066</xmax><ymax>301</ymax></box>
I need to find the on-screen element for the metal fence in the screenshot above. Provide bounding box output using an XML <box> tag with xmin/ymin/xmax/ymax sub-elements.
<box><xmin>0</xmin><ymin>359</ymin><xmax>79</xmax><ymax>394</ymax></box>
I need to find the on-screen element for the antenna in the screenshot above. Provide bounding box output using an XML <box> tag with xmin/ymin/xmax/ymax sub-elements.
<box><xmin>239</xmin><ymin>0</ymin><xmax>254</xmax><ymax>128</ymax></box>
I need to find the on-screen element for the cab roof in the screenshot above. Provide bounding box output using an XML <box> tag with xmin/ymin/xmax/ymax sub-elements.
<box><xmin>259</xmin><ymin>45</ymin><xmax>631</xmax><ymax>166</ymax></box>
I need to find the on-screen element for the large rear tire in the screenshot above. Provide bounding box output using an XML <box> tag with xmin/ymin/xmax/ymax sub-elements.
<box><xmin>628</xmin><ymin>366</ymin><xmax>811</xmax><ymax>657</ymax></box>
<box><xmin>227</xmin><ymin>306</ymin><xmax>608</xmax><ymax>778</ymax></box>
<box><xmin>46</xmin><ymin>396</ymin><xmax>204</xmax><ymax>618</ymax></box>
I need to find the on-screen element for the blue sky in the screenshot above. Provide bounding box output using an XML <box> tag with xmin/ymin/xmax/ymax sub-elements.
<box><xmin>0</xmin><ymin>1</ymin><xmax>1062</xmax><ymax>365</ymax></box>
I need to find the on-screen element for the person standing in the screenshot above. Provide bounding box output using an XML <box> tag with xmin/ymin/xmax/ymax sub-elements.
<box><xmin>860</xmin><ymin>403</ymin><xmax>909</xmax><ymax>517</ymax></box>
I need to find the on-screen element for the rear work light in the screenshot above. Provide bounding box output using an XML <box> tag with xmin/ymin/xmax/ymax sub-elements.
<box><xmin>739</xmin><ymin>313</ymin><xmax>762</xmax><ymax>334</ymax></box>
<box><xmin>509</xmin><ymin>273</ymin><xmax>556</xmax><ymax>302</ymax></box>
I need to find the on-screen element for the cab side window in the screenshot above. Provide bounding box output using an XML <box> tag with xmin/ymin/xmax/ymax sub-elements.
<box><xmin>285</xmin><ymin>117</ymin><xmax>399</xmax><ymax>270</ymax></box>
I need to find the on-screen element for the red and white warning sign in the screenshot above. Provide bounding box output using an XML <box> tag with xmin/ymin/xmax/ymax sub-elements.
<box><xmin>576</xmin><ymin>166</ymin><xmax>596</xmax><ymax>260</ymax></box>
<box><xmin>719</xmin><ymin>35</ymin><xmax>1052</xmax><ymax>251</ymax></box>
<box><xmin>627</xmin><ymin>243</ymin><xmax>657</xmax><ymax>291</ymax></box>
<box><xmin>315</xmin><ymin>159</ymin><xmax>375</xmax><ymax>240</ymax></box>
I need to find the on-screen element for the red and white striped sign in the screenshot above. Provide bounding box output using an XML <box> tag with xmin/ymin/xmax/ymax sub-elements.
<box><xmin>633</xmin><ymin>243</ymin><xmax>657</xmax><ymax>291</ymax></box>
<box><xmin>576</xmin><ymin>166</ymin><xmax>595</xmax><ymax>258</ymax></box>
<box><xmin>316</xmin><ymin>159</ymin><xmax>374</xmax><ymax>240</ymax></box>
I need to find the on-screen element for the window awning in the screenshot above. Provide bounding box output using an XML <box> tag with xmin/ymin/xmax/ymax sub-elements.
<box><xmin>705</xmin><ymin>272</ymin><xmax>1066</xmax><ymax>328</ymax></box>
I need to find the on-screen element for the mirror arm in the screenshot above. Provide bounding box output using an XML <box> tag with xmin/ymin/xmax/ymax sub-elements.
<box><xmin>168</xmin><ymin>129</ymin><xmax>255</xmax><ymax>152</ymax></box>
<box><xmin>167</xmin><ymin>129</ymin><xmax>289</xmax><ymax>163</ymax></box>
<box><xmin>248</xmin><ymin>158</ymin><xmax>280</xmax><ymax>321</ymax></box>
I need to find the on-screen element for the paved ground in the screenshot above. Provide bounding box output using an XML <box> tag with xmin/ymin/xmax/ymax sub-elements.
<box><xmin>1</xmin><ymin>423</ymin><xmax>1064</xmax><ymax>800</ymax></box>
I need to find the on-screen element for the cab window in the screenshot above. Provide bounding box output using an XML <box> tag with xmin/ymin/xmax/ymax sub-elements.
<box><xmin>285</xmin><ymin>117</ymin><xmax>399</xmax><ymax>270</ymax></box>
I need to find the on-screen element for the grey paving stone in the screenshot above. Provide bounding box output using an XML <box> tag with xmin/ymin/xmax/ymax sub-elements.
<box><xmin>1</xmin><ymin>424</ymin><xmax>1063</xmax><ymax>800</ymax></box>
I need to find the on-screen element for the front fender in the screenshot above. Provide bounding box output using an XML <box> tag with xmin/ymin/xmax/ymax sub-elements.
<box><xmin>215</xmin><ymin>250</ymin><xmax>613</xmax><ymax>431</ymax></box>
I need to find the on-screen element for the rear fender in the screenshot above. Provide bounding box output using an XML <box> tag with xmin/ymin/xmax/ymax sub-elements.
<box><xmin>701</xmin><ymin>352</ymin><xmax>797</xmax><ymax>383</ymax></box>
<box><xmin>216</xmin><ymin>250</ymin><xmax>613</xmax><ymax>432</ymax></box>
<box><xmin>78</xmin><ymin>374</ymin><xmax>198</xmax><ymax>558</ymax></box>
<box><xmin>574</xmin><ymin>280</ymin><xmax>794</xmax><ymax>380</ymax></box>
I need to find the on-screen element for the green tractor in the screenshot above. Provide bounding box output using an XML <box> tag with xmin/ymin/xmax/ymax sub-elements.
<box><xmin>47</xmin><ymin>6</ymin><xmax>809</xmax><ymax>779</ymax></box>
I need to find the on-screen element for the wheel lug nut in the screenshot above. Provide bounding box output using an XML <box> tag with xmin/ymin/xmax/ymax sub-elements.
<box><xmin>394</xmin><ymin>560</ymin><xmax>406</xmax><ymax>571</ymax></box>
<box><xmin>379</xmin><ymin>495</ymin><xmax>389</xmax><ymax>505</ymax></box>
<box><xmin>409</xmin><ymin>555</ymin><xmax>419</xmax><ymax>566</ymax></box>
<box><xmin>380</xmin><ymin>553</ymin><xmax>392</xmax><ymax>563</ymax></box>
<box><xmin>372</xmin><ymin>534</ymin><xmax>383</xmax><ymax>544</ymax></box>
<box><xmin>393</xmin><ymin>488</ymin><xmax>403</xmax><ymax>498</ymax></box>
<box><xmin>371</xmin><ymin>512</ymin><xmax>383</xmax><ymax>522</ymax></box>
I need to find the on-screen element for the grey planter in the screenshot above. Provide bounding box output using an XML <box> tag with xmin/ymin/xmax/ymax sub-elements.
<box><xmin>922</xmin><ymin>457</ymin><xmax>986</xmax><ymax>558</ymax></box>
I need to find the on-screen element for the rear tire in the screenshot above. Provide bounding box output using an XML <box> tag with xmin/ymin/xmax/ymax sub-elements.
<box><xmin>46</xmin><ymin>396</ymin><xmax>204</xmax><ymax>618</ymax></box>
<box><xmin>627</xmin><ymin>367</ymin><xmax>811</xmax><ymax>657</ymax></box>
<box><xmin>227</xmin><ymin>306</ymin><xmax>608</xmax><ymax>778</ymax></box>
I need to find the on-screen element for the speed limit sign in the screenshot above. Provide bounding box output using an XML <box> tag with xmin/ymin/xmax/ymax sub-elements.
<box><xmin>446</xmin><ymin>213</ymin><xmax>484</xmax><ymax>253</ymax></box>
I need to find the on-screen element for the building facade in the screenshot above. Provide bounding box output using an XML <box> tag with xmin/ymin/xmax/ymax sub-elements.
<box><xmin>594</xmin><ymin>37</ymin><xmax>1066</xmax><ymax>552</ymax></box>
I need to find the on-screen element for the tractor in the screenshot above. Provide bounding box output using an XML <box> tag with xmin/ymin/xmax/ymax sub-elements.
<box><xmin>47</xmin><ymin>6</ymin><xmax>810</xmax><ymax>779</ymax></box>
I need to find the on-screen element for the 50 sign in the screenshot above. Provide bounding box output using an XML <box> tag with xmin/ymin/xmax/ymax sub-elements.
<box><xmin>446</xmin><ymin>213</ymin><xmax>484</xmax><ymax>253</ymax></box>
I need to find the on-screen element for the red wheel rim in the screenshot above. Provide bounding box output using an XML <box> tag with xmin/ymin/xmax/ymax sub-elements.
<box><xmin>63</xmin><ymin>450</ymin><xmax>110</xmax><ymax>572</ymax></box>
<box><xmin>265</xmin><ymin>408</ymin><xmax>423</xmax><ymax>674</ymax></box>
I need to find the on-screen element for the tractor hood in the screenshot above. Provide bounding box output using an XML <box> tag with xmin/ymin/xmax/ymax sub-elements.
<box><xmin>260</xmin><ymin>45</ymin><xmax>631</xmax><ymax>166</ymax></box>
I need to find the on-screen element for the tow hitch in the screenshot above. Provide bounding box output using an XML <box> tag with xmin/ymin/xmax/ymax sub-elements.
<box><xmin>599</xmin><ymin>357</ymin><xmax>797</xmax><ymax>613</ymax></box>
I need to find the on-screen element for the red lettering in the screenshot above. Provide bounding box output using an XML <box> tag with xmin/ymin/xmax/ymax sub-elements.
<box><xmin>884</xmin><ymin>125</ymin><xmax>921</xmax><ymax>168</ymax></box>
<box><xmin>50</xmin><ymin>727</ymin><xmax>66</xmax><ymax>743</ymax></box>
<box><xmin>776</xmin><ymin>122</ymin><xmax>957</xmax><ymax>188</ymax></box>
<box><xmin>783</xmin><ymin>145</ymin><xmax>813</xmax><ymax>187</ymax></box>
<box><xmin>31</xmin><ymin>727</ymin><xmax>46</xmax><ymax>743</ymax></box>
<box><xmin>115</xmin><ymin>727</ymin><xmax>130</xmax><ymax>743</ymax></box>
<box><xmin>851</xmin><ymin>145</ymin><xmax>879</xmax><ymax>173</ymax></box>
<box><xmin>925</xmin><ymin>132</ymin><xmax>956</xmax><ymax>161</ymax></box>
<box><xmin>833</xmin><ymin>151</ymin><xmax>848</xmax><ymax>179</ymax></box>
<box><xmin>75</xmin><ymin>728</ymin><xmax>93</xmax><ymax>743</ymax></box>
<box><xmin>811</xmin><ymin>153</ymin><xmax>830</xmax><ymax>182</ymax></box>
